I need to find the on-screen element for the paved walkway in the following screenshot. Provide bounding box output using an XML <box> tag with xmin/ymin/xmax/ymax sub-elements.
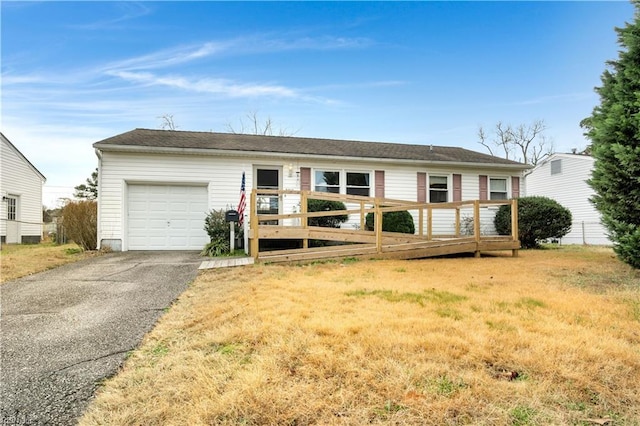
<box><xmin>0</xmin><ymin>251</ymin><xmax>204</xmax><ymax>425</ymax></box>
<box><xmin>199</xmin><ymin>256</ymin><xmax>254</xmax><ymax>269</ymax></box>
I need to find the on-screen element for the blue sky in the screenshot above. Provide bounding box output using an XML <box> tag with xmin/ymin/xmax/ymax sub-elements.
<box><xmin>1</xmin><ymin>1</ymin><xmax>634</xmax><ymax>207</ymax></box>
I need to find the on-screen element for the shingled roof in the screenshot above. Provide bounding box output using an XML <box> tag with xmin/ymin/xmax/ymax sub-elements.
<box><xmin>94</xmin><ymin>128</ymin><xmax>528</xmax><ymax>168</ymax></box>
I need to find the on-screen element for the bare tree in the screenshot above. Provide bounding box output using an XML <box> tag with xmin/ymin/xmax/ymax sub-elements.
<box><xmin>158</xmin><ymin>114</ymin><xmax>178</xmax><ymax>130</ymax></box>
<box><xmin>225</xmin><ymin>111</ymin><xmax>298</xmax><ymax>136</ymax></box>
<box><xmin>477</xmin><ymin>119</ymin><xmax>553</xmax><ymax>166</ymax></box>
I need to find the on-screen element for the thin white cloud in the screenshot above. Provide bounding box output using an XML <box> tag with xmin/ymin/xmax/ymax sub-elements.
<box><xmin>107</xmin><ymin>70</ymin><xmax>336</xmax><ymax>103</ymax></box>
<box><xmin>67</xmin><ymin>2</ymin><xmax>153</xmax><ymax>30</ymax></box>
<box><xmin>101</xmin><ymin>42</ymin><xmax>230</xmax><ymax>72</ymax></box>
<box><xmin>1</xmin><ymin>74</ymin><xmax>47</xmax><ymax>85</ymax></box>
<box><xmin>100</xmin><ymin>35</ymin><xmax>373</xmax><ymax>73</ymax></box>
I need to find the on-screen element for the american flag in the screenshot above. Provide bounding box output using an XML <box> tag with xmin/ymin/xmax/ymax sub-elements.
<box><xmin>238</xmin><ymin>172</ymin><xmax>246</xmax><ymax>226</ymax></box>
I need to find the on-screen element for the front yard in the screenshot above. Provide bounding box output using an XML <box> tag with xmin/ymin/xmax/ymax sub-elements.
<box><xmin>0</xmin><ymin>242</ymin><xmax>96</xmax><ymax>283</ymax></box>
<box><xmin>80</xmin><ymin>246</ymin><xmax>639</xmax><ymax>425</ymax></box>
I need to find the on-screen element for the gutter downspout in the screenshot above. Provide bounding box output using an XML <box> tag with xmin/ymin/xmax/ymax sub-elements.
<box><xmin>94</xmin><ymin>148</ymin><xmax>103</xmax><ymax>250</ymax></box>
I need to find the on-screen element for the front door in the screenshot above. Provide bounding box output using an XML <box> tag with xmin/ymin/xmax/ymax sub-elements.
<box><xmin>255</xmin><ymin>168</ymin><xmax>281</xmax><ymax>225</ymax></box>
<box><xmin>6</xmin><ymin>195</ymin><xmax>19</xmax><ymax>244</ymax></box>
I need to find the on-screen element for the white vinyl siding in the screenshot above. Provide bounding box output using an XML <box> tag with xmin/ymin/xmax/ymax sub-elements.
<box><xmin>525</xmin><ymin>154</ymin><xmax>609</xmax><ymax>245</ymax></box>
<box><xmin>0</xmin><ymin>136</ymin><xmax>45</xmax><ymax>242</ymax></box>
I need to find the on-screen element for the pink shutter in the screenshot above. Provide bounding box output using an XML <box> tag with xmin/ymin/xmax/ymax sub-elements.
<box><xmin>300</xmin><ymin>167</ymin><xmax>311</xmax><ymax>191</ymax></box>
<box><xmin>453</xmin><ymin>174</ymin><xmax>462</xmax><ymax>202</ymax></box>
<box><xmin>511</xmin><ymin>176</ymin><xmax>520</xmax><ymax>199</ymax></box>
<box><xmin>417</xmin><ymin>172</ymin><xmax>427</xmax><ymax>203</ymax></box>
<box><xmin>479</xmin><ymin>175</ymin><xmax>488</xmax><ymax>200</ymax></box>
<box><xmin>375</xmin><ymin>170</ymin><xmax>385</xmax><ymax>198</ymax></box>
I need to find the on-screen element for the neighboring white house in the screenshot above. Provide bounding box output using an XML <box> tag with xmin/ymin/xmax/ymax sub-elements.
<box><xmin>1</xmin><ymin>132</ymin><xmax>47</xmax><ymax>244</ymax></box>
<box><xmin>93</xmin><ymin>129</ymin><xmax>530</xmax><ymax>251</ymax></box>
<box><xmin>524</xmin><ymin>152</ymin><xmax>610</xmax><ymax>245</ymax></box>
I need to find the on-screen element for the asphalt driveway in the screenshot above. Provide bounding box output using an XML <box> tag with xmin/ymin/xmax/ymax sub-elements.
<box><xmin>0</xmin><ymin>251</ymin><xmax>204</xmax><ymax>425</ymax></box>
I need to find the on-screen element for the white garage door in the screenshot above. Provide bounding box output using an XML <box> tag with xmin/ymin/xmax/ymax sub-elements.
<box><xmin>127</xmin><ymin>184</ymin><xmax>209</xmax><ymax>250</ymax></box>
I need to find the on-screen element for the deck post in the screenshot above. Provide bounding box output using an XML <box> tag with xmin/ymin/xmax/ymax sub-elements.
<box><xmin>511</xmin><ymin>198</ymin><xmax>519</xmax><ymax>257</ymax></box>
<box><xmin>301</xmin><ymin>191</ymin><xmax>309</xmax><ymax>249</ymax></box>
<box><xmin>418</xmin><ymin>207</ymin><xmax>424</xmax><ymax>237</ymax></box>
<box><xmin>427</xmin><ymin>206</ymin><xmax>433</xmax><ymax>241</ymax></box>
<box><xmin>375</xmin><ymin>198</ymin><xmax>383</xmax><ymax>254</ymax></box>
<box><xmin>250</xmin><ymin>190</ymin><xmax>259</xmax><ymax>260</ymax></box>
<box><xmin>360</xmin><ymin>201</ymin><xmax>365</xmax><ymax>231</ymax></box>
<box><xmin>455</xmin><ymin>207</ymin><xmax>461</xmax><ymax>237</ymax></box>
<box><xmin>474</xmin><ymin>200</ymin><xmax>481</xmax><ymax>258</ymax></box>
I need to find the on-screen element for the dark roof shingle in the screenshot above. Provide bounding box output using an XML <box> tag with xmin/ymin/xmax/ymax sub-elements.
<box><xmin>94</xmin><ymin>128</ymin><xmax>527</xmax><ymax>167</ymax></box>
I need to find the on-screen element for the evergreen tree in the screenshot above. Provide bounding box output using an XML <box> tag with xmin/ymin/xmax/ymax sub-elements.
<box><xmin>583</xmin><ymin>3</ymin><xmax>640</xmax><ymax>268</ymax></box>
<box><xmin>74</xmin><ymin>168</ymin><xmax>98</xmax><ymax>200</ymax></box>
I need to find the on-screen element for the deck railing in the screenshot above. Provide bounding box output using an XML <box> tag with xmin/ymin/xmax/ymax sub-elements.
<box><xmin>248</xmin><ymin>189</ymin><xmax>519</xmax><ymax>263</ymax></box>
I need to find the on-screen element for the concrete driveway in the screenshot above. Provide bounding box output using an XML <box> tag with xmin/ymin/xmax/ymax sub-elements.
<box><xmin>0</xmin><ymin>251</ymin><xmax>204</xmax><ymax>425</ymax></box>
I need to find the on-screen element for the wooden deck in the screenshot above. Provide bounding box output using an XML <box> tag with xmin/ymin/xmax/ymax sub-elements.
<box><xmin>248</xmin><ymin>190</ymin><xmax>519</xmax><ymax>263</ymax></box>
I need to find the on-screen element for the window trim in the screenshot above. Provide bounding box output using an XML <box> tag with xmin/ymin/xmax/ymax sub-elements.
<box><xmin>489</xmin><ymin>176</ymin><xmax>509</xmax><ymax>200</ymax></box>
<box><xmin>428</xmin><ymin>174</ymin><xmax>450</xmax><ymax>203</ymax></box>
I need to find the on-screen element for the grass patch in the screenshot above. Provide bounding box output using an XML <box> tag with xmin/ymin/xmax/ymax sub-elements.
<box><xmin>346</xmin><ymin>288</ymin><xmax>466</xmax><ymax>306</ymax></box>
<box><xmin>515</xmin><ymin>297</ymin><xmax>546</xmax><ymax>309</ymax></box>
<box><xmin>509</xmin><ymin>405</ymin><xmax>537</xmax><ymax>425</ymax></box>
<box><xmin>80</xmin><ymin>247</ymin><xmax>640</xmax><ymax>425</ymax></box>
<box><xmin>1</xmin><ymin>242</ymin><xmax>97</xmax><ymax>283</ymax></box>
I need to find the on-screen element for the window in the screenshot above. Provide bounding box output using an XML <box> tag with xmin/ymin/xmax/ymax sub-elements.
<box><xmin>314</xmin><ymin>170</ymin><xmax>372</xmax><ymax>195</ymax></box>
<box><xmin>550</xmin><ymin>159</ymin><xmax>562</xmax><ymax>175</ymax></box>
<box><xmin>314</xmin><ymin>171</ymin><xmax>340</xmax><ymax>193</ymax></box>
<box><xmin>429</xmin><ymin>175</ymin><xmax>448</xmax><ymax>203</ymax></box>
<box><xmin>6</xmin><ymin>197</ymin><xmax>16</xmax><ymax>221</ymax></box>
<box><xmin>489</xmin><ymin>178</ymin><xmax>508</xmax><ymax>200</ymax></box>
<box><xmin>346</xmin><ymin>172</ymin><xmax>370</xmax><ymax>196</ymax></box>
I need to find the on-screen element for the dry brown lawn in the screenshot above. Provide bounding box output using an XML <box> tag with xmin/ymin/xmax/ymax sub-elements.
<box><xmin>0</xmin><ymin>242</ymin><xmax>96</xmax><ymax>283</ymax></box>
<box><xmin>80</xmin><ymin>246</ymin><xmax>640</xmax><ymax>425</ymax></box>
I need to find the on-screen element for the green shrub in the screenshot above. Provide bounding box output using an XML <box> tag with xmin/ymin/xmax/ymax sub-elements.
<box><xmin>365</xmin><ymin>210</ymin><xmax>415</xmax><ymax>234</ymax></box>
<box><xmin>494</xmin><ymin>196</ymin><xmax>572</xmax><ymax>249</ymax></box>
<box><xmin>307</xmin><ymin>199</ymin><xmax>349</xmax><ymax>228</ymax></box>
<box><xmin>203</xmin><ymin>209</ymin><xmax>239</xmax><ymax>256</ymax></box>
<box><xmin>61</xmin><ymin>200</ymin><xmax>97</xmax><ymax>250</ymax></box>
<box><xmin>201</xmin><ymin>239</ymin><xmax>230</xmax><ymax>257</ymax></box>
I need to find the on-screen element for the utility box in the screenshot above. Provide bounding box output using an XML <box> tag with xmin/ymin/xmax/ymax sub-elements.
<box><xmin>225</xmin><ymin>210</ymin><xmax>239</xmax><ymax>222</ymax></box>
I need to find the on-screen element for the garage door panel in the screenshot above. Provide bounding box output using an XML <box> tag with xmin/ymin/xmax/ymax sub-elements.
<box><xmin>127</xmin><ymin>184</ymin><xmax>208</xmax><ymax>250</ymax></box>
<box><xmin>169</xmin><ymin>220</ymin><xmax>187</xmax><ymax>230</ymax></box>
<box><xmin>169</xmin><ymin>203</ymin><xmax>188</xmax><ymax>213</ymax></box>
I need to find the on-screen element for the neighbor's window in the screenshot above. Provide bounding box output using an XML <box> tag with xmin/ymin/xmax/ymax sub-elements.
<box><xmin>429</xmin><ymin>175</ymin><xmax>448</xmax><ymax>203</ymax></box>
<box><xmin>346</xmin><ymin>172</ymin><xmax>370</xmax><ymax>196</ymax></box>
<box><xmin>489</xmin><ymin>178</ymin><xmax>508</xmax><ymax>200</ymax></box>
<box><xmin>550</xmin><ymin>159</ymin><xmax>562</xmax><ymax>175</ymax></box>
<box><xmin>6</xmin><ymin>197</ymin><xmax>16</xmax><ymax>221</ymax></box>
<box><xmin>315</xmin><ymin>171</ymin><xmax>340</xmax><ymax>193</ymax></box>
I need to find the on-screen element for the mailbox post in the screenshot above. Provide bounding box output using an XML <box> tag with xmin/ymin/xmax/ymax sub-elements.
<box><xmin>225</xmin><ymin>210</ymin><xmax>239</xmax><ymax>252</ymax></box>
